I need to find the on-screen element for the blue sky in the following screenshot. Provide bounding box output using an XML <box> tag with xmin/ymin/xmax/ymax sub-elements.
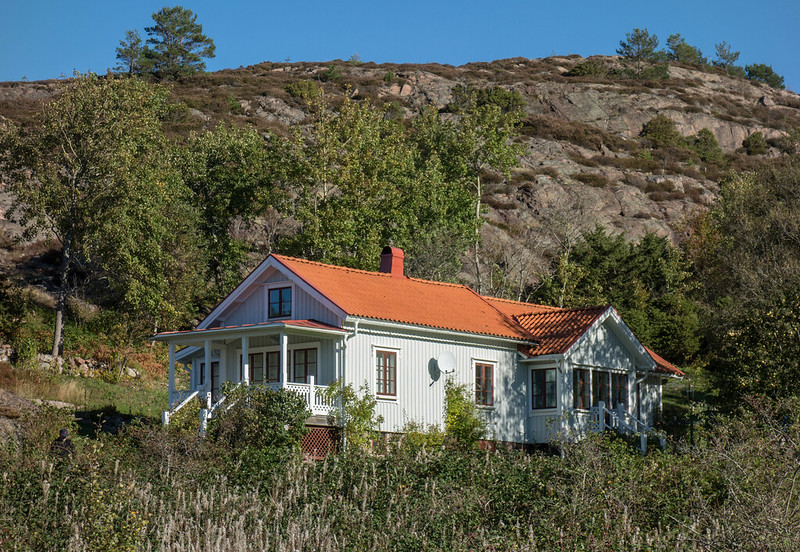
<box><xmin>2</xmin><ymin>1</ymin><xmax>798</xmax><ymax>92</ymax></box>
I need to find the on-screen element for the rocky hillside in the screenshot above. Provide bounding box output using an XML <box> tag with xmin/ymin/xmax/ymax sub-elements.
<box><xmin>1</xmin><ymin>55</ymin><xmax>799</xmax><ymax>282</ymax></box>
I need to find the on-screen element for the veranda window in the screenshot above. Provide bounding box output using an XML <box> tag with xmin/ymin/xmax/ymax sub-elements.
<box><xmin>292</xmin><ymin>348</ymin><xmax>317</xmax><ymax>383</ymax></box>
<box><xmin>573</xmin><ymin>369</ymin><xmax>590</xmax><ymax>409</ymax></box>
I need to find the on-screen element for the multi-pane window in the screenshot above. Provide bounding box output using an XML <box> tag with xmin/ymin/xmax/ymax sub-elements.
<box><xmin>475</xmin><ymin>363</ymin><xmax>494</xmax><ymax>406</ymax></box>
<box><xmin>292</xmin><ymin>348</ymin><xmax>317</xmax><ymax>383</ymax></box>
<box><xmin>592</xmin><ymin>371</ymin><xmax>611</xmax><ymax>407</ymax></box>
<box><xmin>531</xmin><ymin>368</ymin><xmax>557</xmax><ymax>409</ymax></box>
<box><xmin>268</xmin><ymin>287</ymin><xmax>292</xmax><ymax>318</ymax></box>
<box><xmin>611</xmin><ymin>373</ymin><xmax>628</xmax><ymax>409</ymax></box>
<box><xmin>266</xmin><ymin>351</ymin><xmax>280</xmax><ymax>383</ymax></box>
<box><xmin>199</xmin><ymin>361</ymin><xmax>219</xmax><ymax>391</ymax></box>
<box><xmin>573</xmin><ymin>369</ymin><xmax>590</xmax><ymax>409</ymax></box>
<box><xmin>376</xmin><ymin>350</ymin><xmax>397</xmax><ymax>396</ymax></box>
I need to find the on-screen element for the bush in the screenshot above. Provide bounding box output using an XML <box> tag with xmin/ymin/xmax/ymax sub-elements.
<box><xmin>745</xmin><ymin>63</ymin><xmax>785</xmax><ymax>89</ymax></box>
<box><xmin>742</xmin><ymin>131</ymin><xmax>768</xmax><ymax>155</ymax></box>
<box><xmin>320</xmin><ymin>64</ymin><xmax>343</xmax><ymax>83</ymax></box>
<box><xmin>322</xmin><ymin>380</ymin><xmax>383</xmax><ymax>453</ymax></box>
<box><xmin>284</xmin><ymin>79</ymin><xmax>321</xmax><ymax>99</ymax></box>
<box><xmin>443</xmin><ymin>379</ymin><xmax>487</xmax><ymax>449</ymax></box>
<box><xmin>641</xmin><ymin>114</ymin><xmax>680</xmax><ymax>148</ymax></box>
<box><xmin>566</xmin><ymin>60</ymin><xmax>608</xmax><ymax>78</ymax></box>
<box><xmin>209</xmin><ymin>384</ymin><xmax>309</xmax><ymax>481</ymax></box>
<box><xmin>574</xmin><ymin>172</ymin><xmax>611</xmax><ymax>187</ymax></box>
<box><xmin>688</xmin><ymin>128</ymin><xmax>724</xmax><ymax>163</ymax></box>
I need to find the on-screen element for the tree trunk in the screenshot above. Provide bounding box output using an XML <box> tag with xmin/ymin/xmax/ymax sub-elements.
<box><xmin>473</xmin><ymin>175</ymin><xmax>482</xmax><ymax>295</ymax></box>
<box><xmin>51</xmin><ymin>235</ymin><xmax>72</xmax><ymax>358</ymax></box>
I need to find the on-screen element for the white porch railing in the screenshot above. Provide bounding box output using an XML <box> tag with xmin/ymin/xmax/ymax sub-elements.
<box><xmin>590</xmin><ymin>401</ymin><xmax>666</xmax><ymax>453</ymax></box>
<box><xmin>164</xmin><ymin>377</ymin><xmax>336</xmax><ymax>434</ymax></box>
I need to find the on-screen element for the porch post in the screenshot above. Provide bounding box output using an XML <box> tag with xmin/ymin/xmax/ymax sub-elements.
<box><xmin>168</xmin><ymin>342</ymin><xmax>176</xmax><ymax>408</ymax></box>
<box><xmin>241</xmin><ymin>335</ymin><xmax>250</xmax><ymax>385</ymax></box>
<box><xmin>280</xmin><ymin>332</ymin><xmax>288</xmax><ymax>388</ymax></box>
<box><xmin>204</xmin><ymin>339</ymin><xmax>211</xmax><ymax>393</ymax></box>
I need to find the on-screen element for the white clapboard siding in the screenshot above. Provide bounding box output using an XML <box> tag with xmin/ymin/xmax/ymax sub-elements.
<box><xmin>344</xmin><ymin>322</ymin><xmax>525</xmax><ymax>443</ymax></box>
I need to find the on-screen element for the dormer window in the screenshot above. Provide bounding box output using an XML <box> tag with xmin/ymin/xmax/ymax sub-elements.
<box><xmin>268</xmin><ymin>287</ymin><xmax>292</xmax><ymax>318</ymax></box>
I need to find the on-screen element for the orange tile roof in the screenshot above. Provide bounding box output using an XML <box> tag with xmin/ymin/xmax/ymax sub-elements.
<box><xmin>512</xmin><ymin>306</ymin><xmax>609</xmax><ymax>355</ymax></box>
<box><xmin>645</xmin><ymin>347</ymin><xmax>685</xmax><ymax>377</ymax></box>
<box><xmin>272</xmin><ymin>255</ymin><xmax>534</xmax><ymax>341</ymax></box>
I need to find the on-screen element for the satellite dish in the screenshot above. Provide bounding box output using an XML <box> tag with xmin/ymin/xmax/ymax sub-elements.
<box><xmin>437</xmin><ymin>351</ymin><xmax>457</xmax><ymax>374</ymax></box>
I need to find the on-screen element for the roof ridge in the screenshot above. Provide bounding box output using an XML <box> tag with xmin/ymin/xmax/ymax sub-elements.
<box><xmin>274</xmin><ymin>253</ymin><xmax>477</xmax><ymax>290</ymax></box>
<box><xmin>483</xmin><ymin>296</ymin><xmax>560</xmax><ymax>310</ymax></box>
<box><xmin>461</xmin><ymin>286</ymin><xmax>538</xmax><ymax>342</ymax></box>
<box><xmin>515</xmin><ymin>304</ymin><xmax>609</xmax><ymax>318</ymax></box>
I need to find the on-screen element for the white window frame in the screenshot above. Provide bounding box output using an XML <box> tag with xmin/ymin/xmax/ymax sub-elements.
<box><xmin>473</xmin><ymin>358</ymin><xmax>497</xmax><ymax>409</ymax></box>
<box><xmin>372</xmin><ymin>345</ymin><xmax>400</xmax><ymax>401</ymax></box>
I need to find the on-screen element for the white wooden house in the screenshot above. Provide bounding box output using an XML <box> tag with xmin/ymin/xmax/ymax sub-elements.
<box><xmin>154</xmin><ymin>247</ymin><xmax>683</xmax><ymax>448</ymax></box>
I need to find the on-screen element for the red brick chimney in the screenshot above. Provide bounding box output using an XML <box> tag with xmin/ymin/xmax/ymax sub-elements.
<box><xmin>379</xmin><ymin>246</ymin><xmax>405</xmax><ymax>278</ymax></box>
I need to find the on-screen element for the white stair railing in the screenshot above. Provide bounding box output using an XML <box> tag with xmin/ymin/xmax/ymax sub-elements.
<box><xmin>161</xmin><ymin>390</ymin><xmax>199</xmax><ymax>426</ymax></box>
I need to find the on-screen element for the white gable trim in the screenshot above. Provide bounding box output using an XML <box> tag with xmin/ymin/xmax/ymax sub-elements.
<box><xmin>563</xmin><ymin>306</ymin><xmax>656</xmax><ymax>370</ymax></box>
<box><xmin>197</xmin><ymin>256</ymin><xmax>348</xmax><ymax>330</ymax></box>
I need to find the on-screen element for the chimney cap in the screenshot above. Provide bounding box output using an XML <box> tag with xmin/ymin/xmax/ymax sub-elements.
<box><xmin>381</xmin><ymin>245</ymin><xmax>405</xmax><ymax>258</ymax></box>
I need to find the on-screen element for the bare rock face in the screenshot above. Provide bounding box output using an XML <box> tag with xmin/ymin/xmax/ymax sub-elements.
<box><xmin>251</xmin><ymin>96</ymin><xmax>306</xmax><ymax>125</ymax></box>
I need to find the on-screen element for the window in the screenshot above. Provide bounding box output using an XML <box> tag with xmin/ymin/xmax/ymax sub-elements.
<box><xmin>266</xmin><ymin>351</ymin><xmax>280</xmax><ymax>383</ymax></box>
<box><xmin>292</xmin><ymin>348</ymin><xmax>317</xmax><ymax>383</ymax></box>
<box><xmin>531</xmin><ymin>368</ymin><xmax>556</xmax><ymax>409</ymax></box>
<box><xmin>475</xmin><ymin>363</ymin><xmax>494</xmax><ymax>406</ymax></box>
<box><xmin>268</xmin><ymin>287</ymin><xmax>291</xmax><ymax>318</ymax></box>
<box><xmin>573</xmin><ymin>369</ymin><xmax>590</xmax><ymax>409</ymax></box>
<box><xmin>199</xmin><ymin>361</ymin><xmax>219</xmax><ymax>390</ymax></box>
<box><xmin>612</xmin><ymin>373</ymin><xmax>628</xmax><ymax>409</ymax></box>
<box><xmin>592</xmin><ymin>371</ymin><xmax>611</xmax><ymax>407</ymax></box>
<box><xmin>375</xmin><ymin>350</ymin><xmax>397</xmax><ymax>396</ymax></box>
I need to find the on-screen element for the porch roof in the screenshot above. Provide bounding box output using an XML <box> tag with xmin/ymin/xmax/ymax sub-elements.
<box><xmin>153</xmin><ymin>319</ymin><xmax>347</xmax><ymax>344</ymax></box>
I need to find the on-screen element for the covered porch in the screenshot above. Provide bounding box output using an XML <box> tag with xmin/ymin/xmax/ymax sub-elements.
<box><xmin>154</xmin><ymin>320</ymin><xmax>348</xmax><ymax>425</ymax></box>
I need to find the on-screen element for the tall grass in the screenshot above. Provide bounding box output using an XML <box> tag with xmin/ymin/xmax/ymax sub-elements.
<box><xmin>1</xmin><ymin>396</ymin><xmax>798</xmax><ymax>551</ymax></box>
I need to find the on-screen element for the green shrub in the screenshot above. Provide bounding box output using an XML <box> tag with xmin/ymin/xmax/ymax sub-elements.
<box><xmin>688</xmin><ymin>128</ymin><xmax>724</xmax><ymax>163</ymax></box>
<box><xmin>383</xmin><ymin>70</ymin><xmax>395</xmax><ymax>83</ymax></box>
<box><xmin>443</xmin><ymin>379</ymin><xmax>487</xmax><ymax>449</ymax></box>
<box><xmin>284</xmin><ymin>79</ymin><xmax>321</xmax><ymax>99</ymax></box>
<box><xmin>641</xmin><ymin>63</ymin><xmax>670</xmax><ymax>80</ymax></box>
<box><xmin>320</xmin><ymin>64</ymin><xmax>343</xmax><ymax>82</ymax></box>
<box><xmin>209</xmin><ymin>383</ymin><xmax>309</xmax><ymax>481</ymax></box>
<box><xmin>641</xmin><ymin>114</ymin><xmax>680</xmax><ymax>148</ymax></box>
<box><xmin>322</xmin><ymin>380</ymin><xmax>383</xmax><ymax>453</ymax></box>
<box><xmin>566</xmin><ymin>60</ymin><xmax>608</xmax><ymax>78</ymax></box>
<box><xmin>742</xmin><ymin>131</ymin><xmax>768</xmax><ymax>155</ymax></box>
<box><xmin>745</xmin><ymin>63</ymin><xmax>785</xmax><ymax>89</ymax></box>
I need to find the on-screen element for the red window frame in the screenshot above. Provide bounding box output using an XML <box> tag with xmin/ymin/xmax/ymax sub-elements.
<box><xmin>268</xmin><ymin>287</ymin><xmax>292</xmax><ymax>319</ymax></box>
<box><xmin>573</xmin><ymin>369</ymin><xmax>590</xmax><ymax>409</ymax></box>
<box><xmin>475</xmin><ymin>363</ymin><xmax>494</xmax><ymax>406</ymax></box>
<box><xmin>592</xmin><ymin>371</ymin><xmax>611</xmax><ymax>407</ymax></box>
<box><xmin>376</xmin><ymin>350</ymin><xmax>397</xmax><ymax>396</ymax></box>
<box><xmin>531</xmin><ymin>368</ymin><xmax>556</xmax><ymax>409</ymax></box>
<box><xmin>612</xmin><ymin>373</ymin><xmax>628</xmax><ymax>409</ymax></box>
<box><xmin>292</xmin><ymin>348</ymin><xmax>317</xmax><ymax>383</ymax></box>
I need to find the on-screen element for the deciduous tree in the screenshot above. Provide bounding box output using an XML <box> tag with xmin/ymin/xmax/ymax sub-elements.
<box><xmin>0</xmin><ymin>74</ymin><xmax>197</xmax><ymax>355</ymax></box>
